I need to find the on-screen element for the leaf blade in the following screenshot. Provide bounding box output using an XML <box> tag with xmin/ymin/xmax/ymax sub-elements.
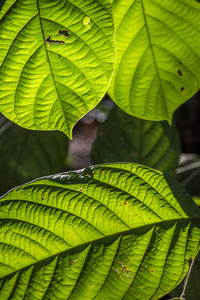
<box><xmin>0</xmin><ymin>0</ymin><xmax>114</xmax><ymax>137</ymax></box>
<box><xmin>108</xmin><ymin>0</ymin><xmax>200</xmax><ymax>121</ymax></box>
<box><xmin>0</xmin><ymin>163</ymin><xmax>200</xmax><ymax>299</ymax></box>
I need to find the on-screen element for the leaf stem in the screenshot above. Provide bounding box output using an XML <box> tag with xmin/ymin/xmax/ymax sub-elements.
<box><xmin>179</xmin><ymin>255</ymin><xmax>196</xmax><ymax>299</ymax></box>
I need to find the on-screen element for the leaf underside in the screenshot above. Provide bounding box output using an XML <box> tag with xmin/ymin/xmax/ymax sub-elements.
<box><xmin>0</xmin><ymin>163</ymin><xmax>200</xmax><ymax>300</ymax></box>
<box><xmin>0</xmin><ymin>114</ymin><xmax>68</xmax><ymax>196</ymax></box>
<box><xmin>109</xmin><ymin>0</ymin><xmax>200</xmax><ymax>122</ymax></box>
<box><xmin>91</xmin><ymin>106</ymin><xmax>181</xmax><ymax>176</ymax></box>
<box><xmin>0</xmin><ymin>0</ymin><xmax>114</xmax><ymax>138</ymax></box>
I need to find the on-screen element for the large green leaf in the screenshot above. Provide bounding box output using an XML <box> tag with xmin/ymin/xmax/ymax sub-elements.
<box><xmin>0</xmin><ymin>163</ymin><xmax>199</xmax><ymax>299</ymax></box>
<box><xmin>108</xmin><ymin>0</ymin><xmax>200</xmax><ymax>122</ymax></box>
<box><xmin>0</xmin><ymin>0</ymin><xmax>114</xmax><ymax>138</ymax></box>
<box><xmin>0</xmin><ymin>114</ymin><xmax>68</xmax><ymax>196</ymax></box>
<box><xmin>91</xmin><ymin>106</ymin><xmax>181</xmax><ymax>176</ymax></box>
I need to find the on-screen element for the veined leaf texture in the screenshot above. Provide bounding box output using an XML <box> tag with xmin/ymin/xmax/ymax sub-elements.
<box><xmin>0</xmin><ymin>0</ymin><xmax>114</xmax><ymax>138</ymax></box>
<box><xmin>108</xmin><ymin>0</ymin><xmax>200</xmax><ymax>122</ymax></box>
<box><xmin>0</xmin><ymin>163</ymin><xmax>199</xmax><ymax>299</ymax></box>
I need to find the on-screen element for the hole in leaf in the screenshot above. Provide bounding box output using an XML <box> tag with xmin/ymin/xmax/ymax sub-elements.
<box><xmin>58</xmin><ymin>29</ymin><xmax>70</xmax><ymax>38</ymax></box>
<box><xmin>45</xmin><ymin>36</ymin><xmax>65</xmax><ymax>44</ymax></box>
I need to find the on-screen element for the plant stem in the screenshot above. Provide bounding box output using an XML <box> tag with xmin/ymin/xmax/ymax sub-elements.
<box><xmin>179</xmin><ymin>255</ymin><xmax>196</xmax><ymax>299</ymax></box>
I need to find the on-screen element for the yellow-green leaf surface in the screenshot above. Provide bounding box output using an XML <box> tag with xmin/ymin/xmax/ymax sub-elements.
<box><xmin>91</xmin><ymin>106</ymin><xmax>181</xmax><ymax>176</ymax></box>
<box><xmin>0</xmin><ymin>114</ymin><xmax>68</xmax><ymax>196</ymax></box>
<box><xmin>0</xmin><ymin>0</ymin><xmax>114</xmax><ymax>138</ymax></box>
<box><xmin>0</xmin><ymin>163</ymin><xmax>200</xmax><ymax>299</ymax></box>
<box><xmin>108</xmin><ymin>0</ymin><xmax>200</xmax><ymax>122</ymax></box>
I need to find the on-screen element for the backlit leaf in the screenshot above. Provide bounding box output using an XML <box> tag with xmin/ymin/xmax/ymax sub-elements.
<box><xmin>109</xmin><ymin>0</ymin><xmax>200</xmax><ymax>122</ymax></box>
<box><xmin>0</xmin><ymin>163</ymin><xmax>199</xmax><ymax>299</ymax></box>
<box><xmin>0</xmin><ymin>0</ymin><xmax>114</xmax><ymax>138</ymax></box>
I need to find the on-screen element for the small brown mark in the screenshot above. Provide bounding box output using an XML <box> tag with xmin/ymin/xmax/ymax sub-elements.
<box><xmin>80</xmin><ymin>188</ymin><xmax>83</xmax><ymax>192</ymax></box>
<box><xmin>180</xmin><ymin>87</ymin><xmax>185</xmax><ymax>92</ymax></box>
<box><xmin>141</xmin><ymin>266</ymin><xmax>144</xmax><ymax>270</ymax></box>
<box><xmin>45</xmin><ymin>35</ymin><xmax>65</xmax><ymax>45</ymax></box>
<box><xmin>188</xmin><ymin>255</ymin><xmax>193</xmax><ymax>265</ymax></box>
<box><xmin>71</xmin><ymin>259</ymin><xmax>76</xmax><ymax>264</ymax></box>
<box><xmin>150</xmin><ymin>269</ymin><xmax>154</xmax><ymax>273</ymax></box>
<box><xmin>178</xmin><ymin>69</ymin><xmax>183</xmax><ymax>76</ymax></box>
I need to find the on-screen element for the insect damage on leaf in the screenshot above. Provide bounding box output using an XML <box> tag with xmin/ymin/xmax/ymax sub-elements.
<box><xmin>178</xmin><ymin>69</ymin><xmax>183</xmax><ymax>76</ymax></box>
<box><xmin>58</xmin><ymin>29</ymin><xmax>70</xmax><ymax>38</ymax></box>
<box><xmin>45</xmin><ymin>36</ymin><xmax>65</xmax><ymax>45</ymax></box>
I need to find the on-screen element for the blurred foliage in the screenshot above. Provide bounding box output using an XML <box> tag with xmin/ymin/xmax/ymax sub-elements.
<box><xmin>0</xmin><ymin>114</ymin><xmax>68</xmax><ymax>195</ymax></box>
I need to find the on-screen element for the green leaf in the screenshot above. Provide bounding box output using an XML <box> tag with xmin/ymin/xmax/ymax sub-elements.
<box><xmin>0</xmin><ymin>0</ymin><xmax>114</xmax><ymax>138</ymax></box>
<box><xmin>108</xmin><ymin>0</ymin><xmax>200</xmax><ymax>122</ymax></box>
<box><xmin>0</xmin><ymin>163</ymin><xmax>199</xmax><ymax>299</ymax></box>
<box><xmin>0</xmin><ymin>114</ymin><xmax>68</xmax><ymax>196</ymax></box>
<box><xmin>91</xmin><ymin>106</ymin><xmax>181</xmax><ymax>176</ymax></box>
<box><xmin>169</xmin><ymin>250</ymin><xmax>200</xmax><ymax>300</ymax></box>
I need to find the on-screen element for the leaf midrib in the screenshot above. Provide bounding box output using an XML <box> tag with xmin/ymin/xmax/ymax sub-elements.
<box><xmin>36</xmin><ymin>0</ymin><xmax>70</xmax><ymax>135</ymax></box>
<box><xmin>140</xmin><ymin>0</ymin><xmax>169</xmax><ymax>119</ymax></box>
<box><xmin>1</xmin><ymin>217</ymin><xmax>199</xmax><ymax>280</ymax></box>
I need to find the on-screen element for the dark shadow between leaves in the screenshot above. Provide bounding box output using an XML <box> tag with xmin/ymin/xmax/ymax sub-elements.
<box><xmin>163</xmin><ymin>172</ymin><xmax>200</xmax><ymax>218</ymax></box>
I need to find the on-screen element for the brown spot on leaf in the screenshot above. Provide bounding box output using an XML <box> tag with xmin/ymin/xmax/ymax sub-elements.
<box><xmin>71</xmin><ymin>260</ymin><xmax>76</xmax><ymax>264</ymax></box>
<box><xmin>180</xmin><ymin>87</ymin><xmax>185</xmax><ymax>92</ymax></box>
<box><xmin>178</xmin><ymin>69</ymin><xmax>183</xmax><ymax>76</ymax></box>
<box><xmin>45</xmin><ymin>35</ymin><xmax>65</xmax><ymax>44</ymax></box>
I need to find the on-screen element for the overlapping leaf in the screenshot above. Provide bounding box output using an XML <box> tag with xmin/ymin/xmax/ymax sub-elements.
<box><xmin>0</xmin><ymin>0</ymin><xmax>114</xmax><ymax>138</ymax></box>
<box><xmin>109</xmin><ymin>0</ymin><xmax>200</xmax><ymax>122</ymax></box>
<box><xmin>0</xmin><ymin>114</ymin><xmax>68</xmax><ymax>195</ymax></box>
<box><xmin>91</xmin><ymin>106</ymin><xmax>181</xmax><ymax>176</ymax></box>
<box><xmin>0</xmin><ymin>163</ymin><xmax>200</xmax><ymax>299</ymax></box>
